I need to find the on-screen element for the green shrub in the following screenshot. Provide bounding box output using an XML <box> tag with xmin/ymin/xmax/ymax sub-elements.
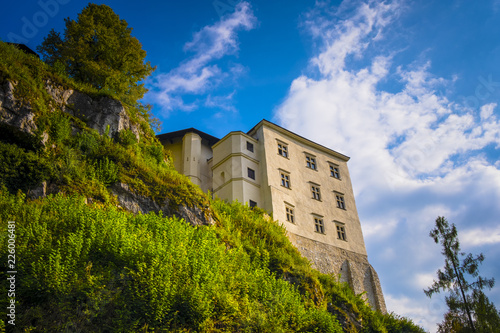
<box><xmin>0</xmin><ymin>192</ymin><xmax>345</xmax><ymax>332</ymax></box>
<box><xmin>117</xmin><ymin>129</ymin><xmax>137</xmax><ymax>147</ymax></box>
<box><xmin>48</xmin><ymin>111</ymin><xmax>72</xmax><ymax>144</ymax></box>
<box><xmin>91</xmin><ymin>157</ymin><xmax>119</xmax><ymax>186</ymax></box>
<box><xmin>75</xmin><ymin>130</ymin><xmax>100</xmax><ymax>155</ymax></box>
<box><xmin>0</xmin><ymin>142</ymin><xmax>50</xmax><ymax>193</ymax></box>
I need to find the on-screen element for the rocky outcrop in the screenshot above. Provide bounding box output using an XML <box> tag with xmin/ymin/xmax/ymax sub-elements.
<box><xmin>0</xmin><ymin>80</ymin><xmax>38</xmax><ymax>136</ymax></box>
<box><xmin>110</xmin><ymin>182</ymin><xmax>214</xmax><ymax>226</ymax></box>
<box><xmin>45</xmin><ymin>82</ymin><xmax>140</xmax><ymax>140</ymax></box>
<box><xmin>1</xmin><ymin>76</ymin><xmax>212</xmax><ymax>227</ymax></box>
<box><xmin>0</xmin><ymin>77</ymin><xmax>140</xmax><ymax>141</ymax></box>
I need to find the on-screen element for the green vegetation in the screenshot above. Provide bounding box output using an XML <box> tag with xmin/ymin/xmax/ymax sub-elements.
<box><xmin>0</xmin><ymin>39</ymin><xmax>425</xmax><ymax>331</ymax></box>
<box><xmin>37</xmin><ymin>3</ymin><xmax>155</xmax><ymax>106</ymax></box>
<box><xmin>425</xmin><ymin>217</ymin><xmax>500</xmax><ymax>333</ymax></box>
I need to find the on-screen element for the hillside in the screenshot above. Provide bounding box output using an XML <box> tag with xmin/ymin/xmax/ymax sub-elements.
<box><xmin>0</xmin><ymin>41</ymin><xmax>425</xmax><ymax>332</ymax></box>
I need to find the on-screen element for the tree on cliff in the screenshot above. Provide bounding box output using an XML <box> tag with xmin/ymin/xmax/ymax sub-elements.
<box><xmin>37</xmin><ymin>4</ymin><xmax>155</xmax><ymax>106</ymax></box>
<box><xmin>424</xmin><ymin>216</ymin><xmax>500</xmax><ymax>332</ymax></box>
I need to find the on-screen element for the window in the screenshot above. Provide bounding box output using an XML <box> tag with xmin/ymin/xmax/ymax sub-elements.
<box><xmin>249</xmin><ymin>200</ymin><xmax>257</xmax><ymax>208</ymax></box>
<box><xmin>330</xmin><ymin>164</ymin><xmax>341</xmax><ymax>179</ymax></box>
<box><xmin>336</xmin><ymin>194</ymin><xmax>346</xmax><ymax>209</ymax></box>
<box><xmin>336</xmin><ymin>223</ymin><xmax>347</xmax><ymax>241</ymax></box>
<box><xmin>306</xmin><ymin>155</ymin><xmax>317</xmax><ymax>170</ymax></box>
<box><xmin>280</xmin><ymin>171</ymin><xmax>291</xmax><ymax>188</ymax></box>
<box><xmin>247</xmin><ymin>141</ymin><xmax>254</xmax><ymax>152</ymax></box>
<box><xmin>247</xmin><ymin>167</ymin><xmax>255</xmax><ymax>180</ymax></box>
<box><xmin>278</xmin><ymin>142</ymin><xmax>288</xmax><ymax>158</ymax></box>
<box><xmin>285</xmin><ymin>205</ymin><xmax>295</xmax><ymax>223</ymax></box>
<box><xmin>311</xmin><ymin>185</ymin><xmax>321</xmax><ymax>200</ymax></box>
<box><xmin>314</xmin><ymin>217</ymin><xmax>325</xmax><ymax>234</ymax></box>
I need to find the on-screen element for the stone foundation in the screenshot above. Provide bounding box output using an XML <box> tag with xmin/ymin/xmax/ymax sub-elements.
<box><xmin>289</xmin><ymin>233</ymin><xmax>386</xmax><ymax>313</ymax></box>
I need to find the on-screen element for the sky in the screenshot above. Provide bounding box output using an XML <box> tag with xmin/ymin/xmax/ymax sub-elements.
<box><xmin>2</xmin><ymin>0</ymin><xmax>500</xmax><ymax>331</ymax></box>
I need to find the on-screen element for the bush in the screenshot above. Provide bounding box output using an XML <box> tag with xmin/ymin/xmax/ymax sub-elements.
<box><xmin>0</xmin><ymin>142</ymin><xmax>50</xmax><ymax>193</ymax></box>
<box><xmin>90</xmin><ymin>157</ymin><xmax>119</xmax><ymax>186</ymax></box>
<box><xmin>117</xmin><ymin>129</ymin><xmax>137</xmax><ymax>147</ymax></box>
<box><xmin>0</xmin><ymin>192</ymin><xmax>344</xmax><ymax>332</ymax></box>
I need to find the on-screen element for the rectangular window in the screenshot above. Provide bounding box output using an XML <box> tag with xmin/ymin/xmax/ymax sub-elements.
<box><xmin>314</xmin><ymin>217</ymin><xmax>325</xmax><ymax>234</ymax></box>
<box><xmin>311</xmin><ymin>185</ymin><xmax>321</xmax><ymax>200</ymax></box>
<box><xmin>247</xmin><ymin>167</ymin><xmax>255</xmax><ymax>180</ymax></box>
<box><xmin>280</xmin><ymin>171</ymin><xmax>291</xmax><ymax>188</ymax></box>
<box><xmin>286</xmin><ymin>205</ymin><xmax>295</xmax><ymax>223</ymax></box>
<box><xmin>249</xmin><ymin>200</ymin><xmax>257</xmax><ymax>208</ymax></box>
<box><xmin>306</xmin><ymin>155</ymin><xmax>317</xmax><ymax>170</ymax></box>
<box><xmin>336</xmin><ymin>223</ymin><xmax>347</xmax><ymax>241</ymax></box>
<box><xmin>278</xmin><ymin>142</ymin><xmax>288</xmax><ymax>158</ymax></box>
<box><xmin>336</xmin><ymin>194</ymin><xmax>346</xmax><ymax>209</ymax></box>
<box><xmin>330</xmin><ymin>164</ymin><xmax>341</xmax><ymax>179</ymax></box>
<box><xmin>247</xmin><ymin>141</ymin><xmax>254</xmax><ymax>152</ymax></box>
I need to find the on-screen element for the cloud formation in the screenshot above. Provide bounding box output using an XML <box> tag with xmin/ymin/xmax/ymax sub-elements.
<box><xmin>147</xmin><ymin>2</ymin><xmax>256</xmax><ymax>112</ymax></box>
<box><xmin>275</xmin><ymin>0</ymin><xmax>500</xmax><ymax>331</ymax></box>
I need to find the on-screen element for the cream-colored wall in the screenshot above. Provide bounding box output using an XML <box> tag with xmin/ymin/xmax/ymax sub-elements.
<box><xmin>163</xmin><ymin>138</ymin><xmax>183</xmax><ymax>174</ymax></box>
<box><xmin>161</xmin><ymin>133</ymin><xmax>214</xmax><ymax>193</ymax></box>
<box><xmin>199</xmin><ymin>143</ymin><xmax>213</xmax><ymax>192</ymax></box>
<box><xmin>253</xmin><ymin>123</ymin><xmax>367</xmax><ymax>256</ymax></box>
<box><xmin>182</xmin><ymin>132</ymin><xmax>202</xmax><ymax>187</ymax></box>
<box><xmin>212</xmin><ymin>132</ymin><xmax>261</xmax><ymax>207</ymax></box>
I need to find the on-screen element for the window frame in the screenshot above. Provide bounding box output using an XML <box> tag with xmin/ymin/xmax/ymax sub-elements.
<box><xmin>335</xmin><ymin>222</ymin><xmax>347</xmax><ymax>241</ymax></box>
<box><xmin>277</xmin><ymin>141</ymin><xmax>289</xmax><ymax>158</ymax></box>
<box><xmin>305</xmin><ymin>154</ymin><xmax>317</xmax><ymax>170</ymax></box>
<box><xmin>280</xmin><ymin>170</ymin><xmax>291</xmax><ymax>189</ymax></box>
<box><xmin>335</xmin><ymin>192</ymin><xmax>346</xmax><ymax>210</ymax></box>
<box><xmin>285</xmin><ymin>204</ymin><xmax>295</xmax><ymax>224</ymax></box>
<box><xmin>311</xmin><ymin>184</ymin><xmax>321</xmax><ymax>201</ymax></box>
<box><xmin>249</xmin><ymin>200</ymin><xmax>257</xmax><ymax>208</ymax></box>
<box><xmin>329</xmin><ymin>163</ymin><xmax>341</xmax><ymax>180</ymax></box>
<box><xmin>247</xmin><ymin>167</ymin><xmax>256</xmax><ymax>180</ymax></box>
<box><xmin>246</xmin><ymin>141</ymin><xmax>254</xmax><ymax>153</ymax></box>
<box><xmin>313</xmin><ymin>215</ymin><xmax>325</xmax><ymax>234</ymax></box>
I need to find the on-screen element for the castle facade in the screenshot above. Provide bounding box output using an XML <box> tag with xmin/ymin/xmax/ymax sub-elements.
<box><xmin>158</xmin><ymin>119</ymin><xmax>386</xmax><ymax>312</ymax></box>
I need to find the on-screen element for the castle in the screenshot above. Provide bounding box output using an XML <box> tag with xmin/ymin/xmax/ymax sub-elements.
<box><xmin>158</xmin><ymin>119</ymin><xmax>386</xmax><ymax>312</ymax></box>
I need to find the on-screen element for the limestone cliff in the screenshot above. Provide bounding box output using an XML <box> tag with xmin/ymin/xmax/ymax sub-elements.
<box><xmin>0</xmin><ymin>74</ymin><xmax>213</xmax><ymax>227</ymax></box>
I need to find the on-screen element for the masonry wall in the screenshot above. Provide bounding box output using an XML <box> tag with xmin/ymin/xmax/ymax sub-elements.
<box><xmin>289</xmin><ymin>233</ymin><xmax>387</xmax><ymax>313</ymax></box>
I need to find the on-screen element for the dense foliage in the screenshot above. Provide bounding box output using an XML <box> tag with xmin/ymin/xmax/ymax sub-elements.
<box><xmin>0</xmin><ymin>192</ymin><xmax>426</xmax><ymax>332</ymax></box>
<box><xmin>0</xmin><ymin>39</ymin><xmax>425</xmax><ymax>332</ymax></box>
<box><xmin>37</xmin><ymin>4</ymin><xmax>155</xmax><ymax>106</ymax></box>
<box><xmin>425</xmin><ymin>217</ymin><xmax>500</xmax><ymax>332</ymax></box>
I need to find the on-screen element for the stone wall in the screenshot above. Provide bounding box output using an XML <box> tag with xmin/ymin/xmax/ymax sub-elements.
<box><xmin>289</xmin><ymin>233</ymin><xmax>386</xmax><ymax>313</ymax></box>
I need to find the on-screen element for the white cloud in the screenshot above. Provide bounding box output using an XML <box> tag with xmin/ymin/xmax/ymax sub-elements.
<box><xmin>275</xmin><ymin>1</ymin><xmax>500</xmax><ymax>331</ymax></box>
<box><xmin>147</xmin><ymin>2</ymin><xmax>256</xmax><ymax>112</ymax></box>
<box><xmin>462</xmin><ymin>227</ymin><xmax>500</xmax><ymax>246</ymax></box>
<box><xmin>480</xmin><ymin>102</ymin><xmax>496</xmax><ymax>120</ymax></box>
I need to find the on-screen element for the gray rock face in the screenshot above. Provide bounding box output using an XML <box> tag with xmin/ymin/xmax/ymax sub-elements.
<box><xmin>110</xmin><ymin>183</ymin><xmax>214</xmax><ymax>227</ymax></box>
<box><xmin>0</xmin><ymin>77</ymin><xmax>140</xmax><ymax>141</ymax></box>
<box><xmin>176</xmin><ymin>204</ymin><xmax>214</xmax><ymax>226</ymax></box>
<box><xmin>0</xmin><ymin>80</ymin><xmax>38</xmax><ymax>136</ymax></box>
<box><xmin>45</xmin><ymin>82</ymin><xmax>140</xmax><ymax>140</ymax></box>
<box><xmin>1</xmin><ymin>77</ymin><xmax>212</xmax><ymax>227</ymax></box>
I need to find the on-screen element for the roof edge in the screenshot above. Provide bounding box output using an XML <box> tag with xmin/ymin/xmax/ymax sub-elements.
<box><xmin>157</xmin><ymin>127</ymin><xmax>220</xmax><ymax>146</ymax></box>
<box><xmin>247</xmin><ymin>119</ymin><xmax>350</xmax><ymax>161</ymax></box>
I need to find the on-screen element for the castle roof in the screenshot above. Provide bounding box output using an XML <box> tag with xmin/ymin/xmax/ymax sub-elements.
<box><xmin>156</xmin><ymin>127</ymin><xmax>220</xmax><ymax>146</ymax></box>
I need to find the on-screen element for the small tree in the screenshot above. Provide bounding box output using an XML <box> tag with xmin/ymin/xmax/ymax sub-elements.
<box><xmin>424</xmin><ymin>216</ymin><xmax>498</xmax><ymax>332</ymax></box>
<box><xmin>37</xmin><ymin>4</ymin><xmax>155</xmax><ymax>105</ymax></box>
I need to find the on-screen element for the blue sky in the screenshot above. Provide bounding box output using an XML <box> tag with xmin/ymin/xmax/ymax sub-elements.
<box><xmin>2</xmin><ymin>1</ymin><xmax>500</xmax><ymax>331</ymax></box>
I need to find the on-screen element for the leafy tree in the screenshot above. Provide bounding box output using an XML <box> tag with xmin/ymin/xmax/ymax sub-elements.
<box><xmin>37</xmin><ymin>4</ymin><xmax>155</xmax><ymax>105</ymax></box>
<box><xmin>424</xmin><ymin>216</ymin><xmax>499</xmax><ymax>332</ymax></box>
